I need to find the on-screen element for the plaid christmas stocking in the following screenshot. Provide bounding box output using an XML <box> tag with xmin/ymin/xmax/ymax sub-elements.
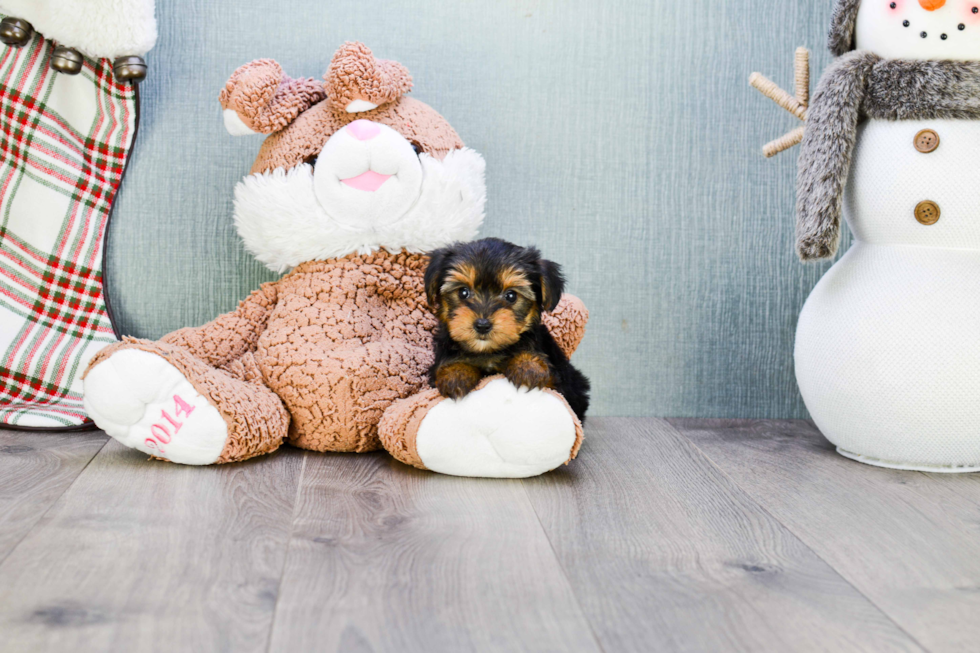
<box><xmin>0</xmin><ymin>23</ymin><xmax>140</xmax><ymax>429</ymax></box>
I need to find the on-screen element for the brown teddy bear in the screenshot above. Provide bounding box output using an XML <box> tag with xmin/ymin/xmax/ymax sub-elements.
<box><xmin>82</xmin><ymin>42</ymin><xmax>588</xmax><ymax>478</ymax></box>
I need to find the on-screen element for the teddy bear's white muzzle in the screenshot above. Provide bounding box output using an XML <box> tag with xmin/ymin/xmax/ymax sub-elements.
<box><xmin>312</xmin><ymin>120</ymin><xmax>423</xmax><ymax>229</ymax></box>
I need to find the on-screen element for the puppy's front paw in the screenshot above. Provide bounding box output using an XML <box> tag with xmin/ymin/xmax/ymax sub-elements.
<box><xmin>505</xmin><ymin>352</ymin><xmax>553</xmax><ymax>391</ymax></box>
<box><xmin>435</xmin><ymin>362</ymin><xmax>482</xmax><ymax>400</ymax></box>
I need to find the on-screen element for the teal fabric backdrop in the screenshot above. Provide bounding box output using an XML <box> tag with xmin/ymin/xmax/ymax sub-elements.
<box><xmin>107</xmin><ymin>0</ymin><xmax>847</xmax><ymax>418</ymax></box>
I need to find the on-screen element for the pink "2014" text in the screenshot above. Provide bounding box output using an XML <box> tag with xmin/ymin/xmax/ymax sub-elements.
<box><xmin>144</xmin><ymin>394</ymin><xmax>196</xmax><ymax>455</ymax></box>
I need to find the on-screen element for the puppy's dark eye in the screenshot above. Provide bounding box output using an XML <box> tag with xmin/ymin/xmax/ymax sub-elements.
<box><xmin>459</xmin><ymin>288</ymin><xmax>471</xmax><ymax>300</ymax></box>
<box><xmin>411</xmin><ymin>142</ymin><xmax>422</xmax><ymax>156</ymax></box>
<box><xmin>504</xmin><ymin>290</ymin><xmax>518</xmax><ymax>303</ymax></box>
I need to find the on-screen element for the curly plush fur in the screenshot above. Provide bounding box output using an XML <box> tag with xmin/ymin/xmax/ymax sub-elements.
<box><xmin>219</xmin><ymin>60</ymin><xmax>327</xmax><ymax>134</ymax></box>
<box><xmin>324</xmin><ymin>42</ymin><xmax>413</xmax><ymax>112</ymax></box>
<box><xmin>796</xmin><ymin>53</ymin><xmax>980</xmax><ymax>260</ymax></box>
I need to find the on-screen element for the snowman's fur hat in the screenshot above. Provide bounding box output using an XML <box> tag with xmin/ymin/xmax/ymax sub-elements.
<box><xmin>829</xmin><ymin>0</ymin><xmax>862</xmax><ymax>57</ymax></box>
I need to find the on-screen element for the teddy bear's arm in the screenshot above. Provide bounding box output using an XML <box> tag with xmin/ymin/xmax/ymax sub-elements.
<box><xmin>543</xmin><ymin>294</ymin><xmax>589</xmax><ymax>359</ymax></box>
<box><xmin>160</xmin><ymin>281</ymin><xmax>280</xmax><ymax>369</ymax></box>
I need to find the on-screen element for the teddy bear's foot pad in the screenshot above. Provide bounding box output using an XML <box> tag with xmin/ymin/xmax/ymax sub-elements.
<box><xmin>416</xmin><ymin>378</ymin><xmax>579</xmax><ymax>478</ymax></box>
<box><xmin>83</xmin><ymin>349</ymin><xmax>228</xmax><ymax>465</ymax></box>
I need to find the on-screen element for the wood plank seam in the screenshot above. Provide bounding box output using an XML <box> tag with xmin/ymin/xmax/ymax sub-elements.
<box><xmin>264</xmin><ymin>451</ymin><xmax>310</xmax><ymax>653</ymax></box>
<box><xmin>0</xmin><ymin>435</ymin><xmax>109</xmax><ymax>569</ymax></box>
<box><xmin>664</xmin><ymin>419</ymin><xmax>932</xmax><ymax>653</ymax></box>
<box><xmin>519</xmin><ymin>480</ymin><xmax>609</xmax><ymax>653</ymax></box>
<box><xmin>519</xmin><ymin>418</ymin><xmax>927</xmax><ymax>652</ymax></box>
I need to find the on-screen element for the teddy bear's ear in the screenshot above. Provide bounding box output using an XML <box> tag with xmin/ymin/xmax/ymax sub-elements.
<box><xmin>324</xmin><ymin>42</ymin><xmax>413</xmax><ymax>114</ymax></box>
<box><xmin>218</xmin><ymin>59</ymin><xmax>327</xmax><ymax>136</ymax></box>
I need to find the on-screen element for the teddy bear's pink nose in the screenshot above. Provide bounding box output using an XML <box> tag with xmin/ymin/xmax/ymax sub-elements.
<box><xmin>346</xmin><ymin>119</ymin><xmax>381</xmax><ymax>141</ymax></box>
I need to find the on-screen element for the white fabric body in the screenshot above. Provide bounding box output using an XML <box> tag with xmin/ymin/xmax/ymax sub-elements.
<box><xmin>845</xmin><ymin>119</ymin><xmax>980</xmax><ymax>248</ymax></box>
<box><xmin>855</xmin><ymin>0</ymin><xmax>980</xmax><ymax>61</ymax></box>
<box><xmin>416</xmin><ymin>378</ymin><xmax>578</xmax><ymax>478</ymax></box>
<box><xmin>83</xmin><ymin>349</ymin><xmax>228</xmax><ymax>465</ymax></box>
<box><xmin>795</xmin><ymin>118</ymin><xmax>980</xmax><ymax>471</ymax></box>
<box><xmin>234</xmin><ymin>146</ymin><xmax>486</xmax><ymax>273</ymax></box>
<box><xmin>0</xmin><ymin>0</ymin><xmax>157</xmax><ymax>59</ymax></box>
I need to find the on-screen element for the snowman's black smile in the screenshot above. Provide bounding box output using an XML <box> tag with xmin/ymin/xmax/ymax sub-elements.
<box><xmin>893</xmin><ymin>1</ymin><xmax>977</xmax><ymax>40</ymax></box>
<box><xmin>901</xmin><ymin>20</ymin><xmax>966</xmax><ymax>39</ymax></box>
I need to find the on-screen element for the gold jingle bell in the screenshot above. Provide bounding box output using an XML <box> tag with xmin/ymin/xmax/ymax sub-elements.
<box><xmin>0</xmin><ymin>17</ymin><xmax>33</xmax><ymax>47</ymax></box>
<box><xmin>51</xmin><ymin>46</ymin><xmax>84</xmax><ymax>75</ymax></box>
<box><xmin>113</xmin><ymin>56</ymin><xmax>147</xmax><ymax>83</ymax></box>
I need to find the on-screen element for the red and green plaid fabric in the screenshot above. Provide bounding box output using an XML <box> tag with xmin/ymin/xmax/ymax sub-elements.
<box><xmin>0</xmin><ymin>29</ymin><xmax>136</xmax><ymax>428</ymax></box>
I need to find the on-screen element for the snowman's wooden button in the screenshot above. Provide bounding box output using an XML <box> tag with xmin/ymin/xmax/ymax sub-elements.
<box><xmin>914</xmin><ymin>129</ymin><xmax>940</xmax><ymax>153</ymax></box>
<box><xmin>915</xmin><ymin>200</ymin><xmax>941</xmax><ymax>225</ymax></box>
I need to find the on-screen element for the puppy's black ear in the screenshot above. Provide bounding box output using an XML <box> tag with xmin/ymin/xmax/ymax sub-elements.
<box><xmin>539</xmin><ymin>259</ymin><xmax>565</xmax><ymax>312</ymax></box>
<box><xmin>425</xmin><ymin>247</ymin><xmax>452</xmax><ymax>308</ymax></box>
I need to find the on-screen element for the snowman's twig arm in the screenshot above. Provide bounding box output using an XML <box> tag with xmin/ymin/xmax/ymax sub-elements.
<box><xmin>795</xmin><ymin>47</ymin><xmax>810</xmax><ymax>107</ymax></box>
<box><xmin>750</xmin><ymin>73</ymin><xmax>807</xmax><ymax>121</ymax></box>
<box><xmin>749</xmin><ymin>47</ymin><xmax>810</xmax><ymax>157</ymax></box>
<box><xmin>796</xmin><ymin>51</ymin><xmax>878</xmax><ymax>261</ymax></box>
<box><xmin>764</xmin><ymin>126</ymin><xmax>805</xmax><ymax>159</ymax></box>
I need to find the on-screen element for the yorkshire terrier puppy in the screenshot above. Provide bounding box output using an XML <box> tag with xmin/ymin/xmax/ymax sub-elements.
<box><xmin>425</xmin><ymin>238</ymin><xmax>590</xmax><ymax>422</ymax></box>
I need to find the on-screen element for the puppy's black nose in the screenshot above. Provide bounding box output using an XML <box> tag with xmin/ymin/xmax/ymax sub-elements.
<box><xmin>474</xmin><ymin>318</ymin><xmax>492</xmax><ymax>335</ymax></box>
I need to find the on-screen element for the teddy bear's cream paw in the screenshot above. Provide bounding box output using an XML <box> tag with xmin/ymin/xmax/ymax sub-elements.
<box><xmin>415</xmin><ymin>378</ymin><xmax>578</xmax><ymax>478</ymax></box>
<box><xmin>83</xmin><ymin>349</ymin><xmax>228</xmax><ymax>465</ymax></box>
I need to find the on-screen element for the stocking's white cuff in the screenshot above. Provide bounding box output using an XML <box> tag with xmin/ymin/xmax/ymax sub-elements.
<box><xmin>0</xmin><ymin>0</ymin><xmax>157</xmax><ymax>59</ymax></box>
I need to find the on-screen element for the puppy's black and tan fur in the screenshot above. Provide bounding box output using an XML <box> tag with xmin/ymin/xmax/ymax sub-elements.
<box><xmin>425</xmin><ymin>238</ymin><xmax>590</xmax><ymax>422</ymax></box>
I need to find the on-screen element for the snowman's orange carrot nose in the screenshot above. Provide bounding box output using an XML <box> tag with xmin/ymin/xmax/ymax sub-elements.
<box><xmin>918</xmin><ymin>0</ymin><xmax>946</xmax><ymax>10</ymax></box>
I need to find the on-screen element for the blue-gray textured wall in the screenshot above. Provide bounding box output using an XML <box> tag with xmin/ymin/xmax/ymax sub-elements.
<box><xmin>107</xmin><ymin>0</ymin><xmax>848</xmax><ymax>418</ymax></box>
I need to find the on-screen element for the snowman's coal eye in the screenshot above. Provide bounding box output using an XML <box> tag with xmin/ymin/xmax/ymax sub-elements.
<box><xmin>960</xmin><ymin>24</ymin><xmax>966</xmax><ymax>30</ymax></box>
<box><xmin>974</xmin><ymin>7</ymin><xmax>979</xmax><ymax>14</ymax></box>
<box><xmin>904</xmin><ymin>20</ymin><xmax>910</xmax><ymax>27</ymax></box>
<box><xmin>942</xmin><ymin>33</ymin><xmax>948</xmax><ymax>39</ymax></box>
<box><xmin>889</xmin><ymin>1</ymin><xmax>896</xmax><ymax>7</ymax></box>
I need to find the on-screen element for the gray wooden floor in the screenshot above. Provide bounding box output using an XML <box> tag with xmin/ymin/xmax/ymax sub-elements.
<box><xmin>1</xmin><ymin>418</ymin><xmax>978</xmax><ymax>653</ymax></box>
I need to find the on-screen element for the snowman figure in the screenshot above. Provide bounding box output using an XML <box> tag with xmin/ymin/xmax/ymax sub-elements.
<box><xmin>758</xmin><ymin>0</ymin><xmax>980</xmax><ymax>471</ymax></box>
